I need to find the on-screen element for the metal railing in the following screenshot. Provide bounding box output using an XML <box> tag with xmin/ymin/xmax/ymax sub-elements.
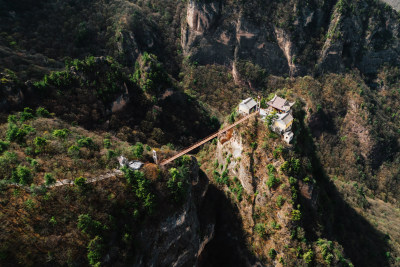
<box><xmin>160</xmin><ymin>111</ymin><xmax>259</xmax><ymax>166</ymax></box>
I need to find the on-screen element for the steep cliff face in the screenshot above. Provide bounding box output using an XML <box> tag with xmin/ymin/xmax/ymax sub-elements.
<box><xmin>181</xmin><ymin>0</ymin><xmax>400</xmax><ymax>79</ymax></box>
<box><xmin>198</xmin><ymin>116</ymin><xmax>320</xmax><ymax>266</ymax></box>
<box><xmin>181</xmin><ymin>0</ymin><xmax>290</xmax><ymax>77</ymax></box>
<box><xmin>132</xmin><ymin>158</ymin><xmax>217</xmax><ymax>266</ymax></box>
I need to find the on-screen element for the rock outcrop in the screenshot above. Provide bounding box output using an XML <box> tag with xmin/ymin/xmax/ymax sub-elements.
<box><xmin>132</xmin><ymin>157</ymin><xmax>216</xmax><ymax>266</ymax></box>
<box><xmin>182</xmin><ymin>0</ymin><xmax>400</xmax><ymax>79</ymax></box>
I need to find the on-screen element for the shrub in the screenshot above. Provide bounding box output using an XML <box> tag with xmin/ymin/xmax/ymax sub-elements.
<box><xmin>303</xmin><ymin>249</ymin><xmax>314</xmax><ymax>264</ymax></box>
<box><xmin>292</xmin><ymin>158</ymin><xmax>301</xmax><ymax>174</ymax></box>
<box><xmin>52</xmin><ymin>129</ymin><xmax>69</xmax><ymax>139</ymax></box>
<box><xmin>26</xmin><ymin>157</ymin><xmax>39</xmax><ymax>171</ymax></box>
<box><xmin>0</xmin><ymin>152</ymin><xmax>18</xmax><ymax>179</ymax></box>
<box><xmin>103</xmin><ymin>138</ymin><xmax>111</xmax><ymax>149</ymax></box>
<box><xmin>34</xmin><ymin>136</ymin><xmax>47</xmax><ymax>152</ymax></box>
<box><xmin>268</xmin><ymin>131</ymin><xmax>279</xmax><ymax>139</ymax></box>
<box><xmin>317</xmin><ymin>239</ymin><xmax>334</xmax><ymax>265</ymax></box>
<box><xmin>6</xmin><ymin>123</ymin><xmax>34</xmax><ymax>143</ymax></box>
<box><xmin>77</xmin><ymin>137</ymin><xmax>95</xmax><ymax>149</ymax></box>
<box><xmin>266</xmin><ymin>174</ymin><xmax>280</xmax><ymax>189</ymax></box>
<box><xmin>74</xmin><ymin>176</ymin><xmax>87</xmax><ymax>189</ymax></box>
<box><xmin>213</xmin><ymin>159</ymin><xmax>219</xmax><ymax>168</ymax></box>
<box><xmin>281</xmin><ymin>161</ymin><xmax>290</xmax><ymax>173</ymax></box>
<box><xmin>273</xmin><ymin>145</ymin><xmax>283</xmax><ymax>159</ymax></box>
<box><xmin>276</xmin><ymin>195</ymin><xmax>285</xmax><ymax>208</ymax></box>
<box><xmin>19</xmin><ymin>107</ymin><xmax>35</xmax><ymax>122</ymax></box>
<box><xmin>132</xmin><ymin>142</ymin><xmax>144</xmax><ymax>159</ymax></box>
<box><xmin>291</xmin><ymin>209</ymin><xmax>302</xmax><ymax>221</ymax></box>
<box><xmin>228</xmin><ymin>110</ymin><xmax>237</xmax><ymax>124</ymax></box>
<box><xmin>77</xmin><ymin>214</ymin><xmax>103</xmax><ymax>236</ymax></box>
<box><xmin>36</xmin><ymin>107</ymin><xmax>50</xmax><ymax>117</ymax></box>
<box><xmin>269</xmin><ymin>248</ymin><xmax>277</xmax><ymax>259</ymax></box>
<box><xmin>168</xmin><ymin>167</ymin><xmax>189</xmax><ymax>203</ymax></box>
<box><xmin>68</xmin><ymin>145</ymin><xmax>80</xmax><ymax>157</ymax></box>
<box><xmin>87</xmin><ymin>236</ymin><xmax>103</xmax><ymax>267</ymax></box>
<box><xmin>254</xmin><ymin>223</ymin><xmax>267</xmax><ymax>238</ymax></box>
<box><xmin>220</xmin><ymin>170</ymin><xmax>229</xmax><ymax>185</ymax></box>
<box><xmin>7</xmin><ymin>115</ymin><xmax>17</xmax><ymax>123</ymax></box>
<box><xmin>44</xmin><ymin>173</ymin><xmax>56</xmax><ymax>186</ymax></box>
<box><xmin>106</xmin><ymin>149</ymin><xmax>116</xmax><ymax>160</ymax></box>
<box><xmin>267</xmin><ymin>163</ymin><xmax>276</xmax><ymax>174</ymax></box>
<box><xmin>0</xmin><ymin>140</ymin><xmax>10</xmax><ymax>154</ymax></box>
<box><xmin>12</xmin><ymin>165</ymin><xmax>33</xmax><ymax>185</ymax></box>
<box><xmin>266</xmin><ymin>111</ymin><xmax>278</xmax><ymax>126</ymax></box>
<box><xmin>123</xmin><ymin>168</ymin><xmax>156</xmax><ymax>214</ymax></box>
<box><xmin>271</xmin><ymin>221</ymin><xmax>281</xmax><ymax>230</ymax></box>
<box><xmin>24</xmin><ymin>199</ymin><xmax>36</xmax><ymax>210</ymax></box>
<box><xmin>49</xmin><ymin>216</ymin><xmax>57</xmax><ymax>226</ymax></box>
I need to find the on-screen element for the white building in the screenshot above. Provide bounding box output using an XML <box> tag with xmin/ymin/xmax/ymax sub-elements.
<box><xmin>283</xmin><ymin>131</ymin><xmax>294</xmax><ymax>144</ymax></box>
<box><xmin>272</xmin><ymin>112</ymin><xmax>293</xmax><ymax>133</ymax></box>
<box><xmin>239</xmin><ymin>97</ymin><xmax>257</xmax><ymax>115</ymax></box>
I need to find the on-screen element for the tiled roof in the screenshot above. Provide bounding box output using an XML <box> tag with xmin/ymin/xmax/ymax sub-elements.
<box><xmin>267</xmin><ymin>95</ymin><xmax>293</xmax><ymax>110</ymax></box>
<box><xmin>240</xmin><ymin>97</ymin><xmax>257</xmax><ymax>109</ymax></box>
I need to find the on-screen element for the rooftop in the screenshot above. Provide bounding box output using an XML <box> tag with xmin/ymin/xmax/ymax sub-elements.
<box><xmin>267</xmin><ymin>95</ymin><xmax>294</xmax><ymax>111</ymax></box>
<box><xmin>277</xmin><ymin>112</ymin><xmax>293</xmax><ymax>125</ymax></box>
<box><xmin>240</xmin><ymin>97</ymin><xmax>257</xmax><ymax>109</ymax></box>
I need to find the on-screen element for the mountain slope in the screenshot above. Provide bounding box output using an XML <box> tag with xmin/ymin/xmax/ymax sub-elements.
<box><xmin>1</xmin><ymin>0</ymin><xmax>400</xmax><ymax>266</ymax></box>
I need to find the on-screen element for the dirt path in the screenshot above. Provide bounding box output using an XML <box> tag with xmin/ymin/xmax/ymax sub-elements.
<box><xmin>51</xmin><ymin>169</ymin><xmax>123</xmax><ymax>188</ymax></box>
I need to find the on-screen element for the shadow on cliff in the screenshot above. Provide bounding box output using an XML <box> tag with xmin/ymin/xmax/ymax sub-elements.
<box><xmin>293</xmin><ymin>103</ymin><xmax>391</xmax><ymax>267</ymax></box>
<box><xmin>197</xmin><ymin>181</ymin><xmax>258</xmax><ymax>267</ymax></box>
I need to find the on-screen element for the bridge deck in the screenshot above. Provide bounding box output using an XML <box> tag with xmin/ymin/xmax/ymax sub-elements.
<box><xmin>160</xmin><ymin>111</ymin><xmax>258</xmax><ymax>166</ymax></box>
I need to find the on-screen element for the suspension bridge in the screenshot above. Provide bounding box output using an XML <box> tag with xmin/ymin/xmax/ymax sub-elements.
<box><xmin>160</xmin><ymin>111</ymin><xmax>259</xmax><ymax>166</ymax></box>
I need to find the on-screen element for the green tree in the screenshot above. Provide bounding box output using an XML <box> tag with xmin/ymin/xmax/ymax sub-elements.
<box><xmin>266</xmin><ymin>174</ymin><xmax>280</xmax><ymax>189</ymax></box>
<box><xmin>228</xmin><ymin>110</ymin><xmax>237</xmax><ymax>124</ymax></box>
<box><xmin>291</xmin><ymin>209</ymin><xmax>302</xmax><ymax>221</ymax></box>
<box><xmin>276</xmin><ymin>195</ymin><xmax>285</xmax><ymax>208</ymax></box>
<box><xmin>77</xmin><ymin>137</ymin><xmax>95</xmax><ymax>149</ymax></box>
<box><xmin>34</xmin><ymin>136</ymin><xmax>47</xmax><ymax>153</ymax></box>
<box><xmin>254</xmin><ymin>223</ymin><xmax>267</xmax><ymax>238</ymax></box>
<box><xmin>44</xmin><ymin>173</ymin><xmax>56</xmax><ymax>186</ymax></box>
<box><xmin>0</xmin><ymin>140</ymin><xmax>10</xmax><ymax>154</ymax></box>
<box><xmin>49</xmin><ymin>216</ymin><xmax>57</xmax><ymax>226</ymax></box>
<box><xmin>132</xmin><ymin>142</ymin><xmax>144</xmax><ymax>159</ymax></box>
<box><xmin>167</xmin><ymin>167</ymin><xmax>188</xmax><ymax>203</ymax></box>
<box><xmin>269</xmin><ymin>248</ymin><xmax>277</xmax><ymax>259</ymax></box>
<box><xmin>122</xmin><ymin>168</ymin><xmax>156</xmax><ymax>214</ymax></box>
<box><xmin>77</xmin><ymin>214</ymin><xmax>103</xmax><ymax>236</ymax></box>
<box><xmin>106</xmin><ymin>149</ymin><xmax>116</xmax><ymax>160</ymax></box>
<box><xmin>74</xmin><ymin>176</ymin><xmax>87</xmax><ymax>189</ymax></box>
<box><xmin>87</xmin><ymin>236</ymin><xmax>103</xmax><ymax>266</ymax></box>
<box><xmin>68</xmin><ymin>145</ymin><xmax>80</xmax><ymax>158</ymax></box>
<box><xmin>266</xmin><ymin>163</ymin><xmax>276</xmax><ymax>174</ymax></box>
<box><xmin>12</xmin><ymin>165</ymin><xmax>32</xmax><ymax>185</ymax></box>
<box><xmin>53</xmin><ymin>129</ymin><xmax>69</xmax><ymax>139</ymax></box>
<box><xmin>266</xmin><ymin>110</ymin><xmax>278</xmax><ymax>127</ymax></box>
<box><xmin>19</xmin><ymin>107</ymin><xmax>35</xmax><ymax>122</ymax></box>
<box><xmin>0</xmin><ymin>152</ymin><xmax>18</xmax><ymax>180</ymax></box>
<box><xmin>6</xmin><ymin>123</ymin><xmax>34</xmax><ymax>143</ymax></box>
<box><xmin>303</xmin><ymin>249</ymin><xmax>314</xmax><ymax>264</ymax></box>
<box><xmin>103</xmin><ymin>138</ymin><xmax>111</xmax><ymax>149</ymax></box>
<box><xmin>36</xmin><ymin>107</ymin><xmax>50</xmax><ymax>117</ymax></box>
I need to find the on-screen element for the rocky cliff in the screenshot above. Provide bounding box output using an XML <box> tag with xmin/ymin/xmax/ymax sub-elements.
<box><xmin>181</xmin><ymin>0</ymin><xmax>400</xmax><ymax>80</ymax></box>
<box><xmin>131</xmin><ymin>157</ymin><xmax>217</xmax><ymax>266</ymax></box>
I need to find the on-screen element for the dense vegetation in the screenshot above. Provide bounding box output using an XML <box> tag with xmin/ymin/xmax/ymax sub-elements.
<box><xmin>1</xmin><ymin>0</ymin><xmax>400</xmax><ymax>266</ymax></box>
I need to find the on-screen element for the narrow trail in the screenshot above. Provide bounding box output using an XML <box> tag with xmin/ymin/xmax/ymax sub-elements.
<box><xmin>7</xmin><ymin>169</ymin><xmax>123</xmax><ymax>191</ymax></box>
<box><xmin>51</xmin><ymin>169</ymin><xmax>123</xmax><ymax>188</ymax></box>
<box><xmin>161</xmin><ymin>111</ymin><xmax>259</xmax><ymax>166</ymax></box>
